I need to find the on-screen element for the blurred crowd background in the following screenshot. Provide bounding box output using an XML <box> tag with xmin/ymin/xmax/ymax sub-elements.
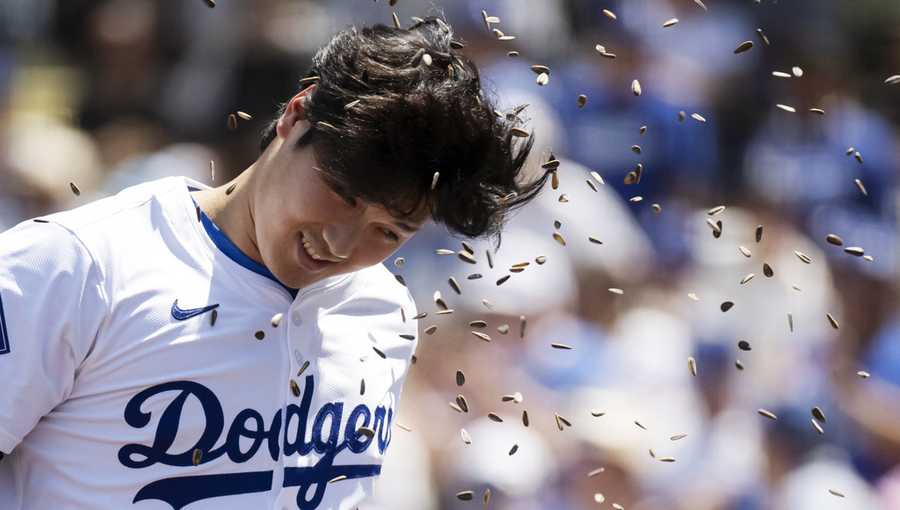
<box><xmin>1</xmin><ymin>0</ymin><xmax>899</xmax><ymax>509</ymax></box>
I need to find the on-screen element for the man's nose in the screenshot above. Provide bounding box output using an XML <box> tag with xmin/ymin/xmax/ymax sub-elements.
<box><xmin>322</xmin><ymin>214</ymin><xmax>364</xmax><ymax>260</ymax></box>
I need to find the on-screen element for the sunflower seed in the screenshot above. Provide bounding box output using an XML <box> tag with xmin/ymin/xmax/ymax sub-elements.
<box><xmin>255</xmin><ymin>330</ymin><xmax>265</xmax><ymax>340</ymax></box>
<box><xmin>577</xmin><ymin>94</ymin><xmax>588</xmax><ymax>108</ymax></box>
<box><xmin>435</xmin><ymin>248</ymin><xmax>454</xmax><ymax>255</ymax></box>
<box><xmin>225</xmin><ymin>183</ymin><xmax>237</xmax><ymax>195</ymax></box>
<box><xmin>460</xmin><ymin>428</ymin><xmax>472</xmax><ymax>444</ymax></box>
<box><xmin>825</xmin><ymin>234</ymin><xmax>844</xmax><ymax>246</ymax></box>
<box><xmin>297</xmin><ymin>360</ymin><xmax>310</xmax><ymax>376</ymax></box>
<box><xmin>204</xmin><ymin>0</ymin><xmax>216</xmax><ymax>7</ymax></box>
<box><xmin>235</xmin><ymin>111</ymin><xmax>252</xmax><ymax>121</ymax></box>
<box><xmin>507</xmin><ymin>50</ymin><xmax>519</xmax><ymax>57</ymax></box>
<box><xmin>511</xmin><ymin>127</ymin><xmax>530</xmax><ymax>137</ymax></box>
<box><xmin>691</xmin><ymin>113</ymin><xmax>707</xmax><ymax>123</ymax></box>
<box><xmin>756</xmin><ymin>28</ymin><xmax>770</xmax><ymax>45</ymax></box>
<box><xmin>594</xmin><ymin>493</ymin><xmax>606</xmax><ymax>503</ymax></box>
<box><xmin>591</xmin><ymin>410</ymin><xmax>605</xmax><ymax>417</ymax></box>
<box><xmin>809</xmin><ymin>108</ymin><xmax>825</xmax><ymax>115</ymax></box>
<box><xmin>755</xmin><ymin>225</ymin><xmax>764</xmax><ymax>243</ymax></box>
<box><xmin>854</xmin><ymin>178</ymin><xmax>868</xmax><ymax>196</ymax></box>
<box><xmin>886</xmin><ymin>75</ymin><xmax>900</xmax><ymax>85</ymax></box>
<box><xmin>456</xmin><ymin>491</ymin><xmax>474</xmax><ymax>501</ymax></box>
<box><xmin>290</xmin><ymin>379</ymin><xmax>301</xmax><ymax>397</ymax></box>
<box><xmin>629</xmin><ymin>196</ymin><xmax>643</xmax><ymax>203</ymax></box>
<box><xmin>470</xmin><ymin>331</ymin><xmax>492</xmax><ymax>342</ymax></box>
<box><xmin>788</xmin><ymin>313</ymin><xmax>794</xmax><ymax>332</ymax></box>
<box><xmin>507</xmin><ymin>444</ymin><xmax>519</xmax><ymax>456</ymax></box>
<box><xmin>740</xmin><ymin>273</ymin><xmax>755</xmax><ymax>285</ymax></box>
<box><xmin>530</xmin><ymin>64</ymin><xmax>551</xmax><ymax>75</ymax></box>
<box><xmin>210</xmin><ymin>309</ymin><xmax>218</xmax><ymax>326</ymax></box>
<box><xmin>522</xmin><ymin>409</ymin><xmax>530</xmax><ymax>426</ymax></box>
<box><xmin>372</xmin><ymin>346</ymin><xmax>386</xmax><ymax>358</ymax></box>
<box><xmin>707</xmin><ymin>205</ymin><xmax>726</xmax><ymax>216</ymax></box>
<box><xmin>536</xmin><ymin>73</ymin><xmax>549</xmax><ymax>86</ymax></box>
<box><xmin>663</xmin><ymin>18</ymin><xmax>679</xmax><ymax>27</ymax></box>
<box><xmin>271</xmin><ymin>313</ymin><xmax>283</xmax><ymax>328</ymax></box>
<box><xmin>826</xmin><ymin>313</ymin><xmax>840</xmax><ymax>329</ymax></box>
<box><xmin>688</xmin><ymin>357</ymin><xmax>697</xmax><ymax>376</ymax></box>
<box><xmin>398</xmin><ymin>333</ymin><xmax>415</xmax><ymax>341</ymax></box>
<box><xmin>612</xmin><ymin>504</ymin><xmax>625</xmax><ymax>510</ymax></box>
<box><xmin>678</xmin><ymin>110</ymin><xmax>686</xmax><ymax>122</ymax></box>
<box><xmin>192</xmin><ymin>448</ymin><xmax>203</xmax><ymax>465</ymax></box>
<box><xmin>854</xmin><ymin>151</ymin><xmax>863</xmax><ymax>164</ymax></box>
<box><xmin>497</xmin><ymin>324</ymin><xmax>510</xmax><ymax>334</ymax></box>
<box><xmin>670</xmin><ymin>433</ymin><xmax>688</xmax><ymax>441</ymax></box>
<box><xmin>763</xmin><ymin>263</ymin><xmax>774</xmax><ymax>277</ymax></box>
<box><xmin>811</xmin><ymin>406</ymin><xmax>826</xmax><ymax>423</ymax></box>
<box><xmin>738</xmin><ymin>340</ymin><xmax>752</xmax><ymax>351</ymax></box>
<box><xmin>631</xmin><ymin>79</ymin><xmax>642</xmax><ymax>96</ymax></box>
<box><xmin>844</xmin><ymin>246</ymin><xmax>864</xmax><ymax>257</ymax></box>
<box><xmin>495</xmin><ymin>275</ymin><xmax>510</xmax><ymax>286</ymax></box>
<box><xmin>488</xmin><ymin>412</ymin><xmax>503</xmax><ymax>422</ymax></box>
<box><xmin>456</xmin><ymin>394</ymin><xmax>469</xmax><ymax>413</ymax></box>
<box><xmin>734</xmin><ymin>41</ymin><xmax>753</xmax><ymax>54</ymax></box>
<box><xmin>458</xmin><ymin>251</ymin><xmax>477</xmax><ymax>264</ymax></box>
<box><xmin>811</xmin><ymin>418</ymin><xmax>824</xmax><ymax>434</ymax></box>
<box><xmin>391</xmin><ymin>11</ymin><xmax>401</xmax><ymax>29</ymax></box>
<box><xmin>739</xmin><ymin>246</ymin><xmax>752</xmax><ymax>257</ymax></box>
<box><xmin>776</xmin><ymin>104</ymin><xmax>797</xmax><ymax>113</ymax></box>
<box><xmin>535</xmin><ymin>255</ymin><xmax>547</xmax><ymax>264</ymax></box>
<box><xmin>550</xmin><ymin>171</ymin><xmax>559</xmax><ymax>189</ymax></box>
<box><xmin>651</xmin><ymin>203</ymin><xmax>662</xmax><ymax>213</ymax></box>
<box><xmin>792</xmin><ymin>66</ymin><xmax>804</xmax><ymax>77</ymax></box>
<box><xmin>448</xmin><ymin>277</ymin><xmax>461</xmax><ymax>295</ymax></box>
<box><xmin>735</xmin><ymin>359</ymin><xmax>745</xmax><ymax>370</ymax></box>
<box><xmin>466</xmin><ymin>273</ymin><xmax>482</xmax><ymax>280</ymax></box>
<box><xmin>721</xmin><ymin>301</ymin><xmax>734</xmax><ymax>312</ymax></box>
<box><xmin>828</xmin><ymin>489</ymin><xmax>845</xmax><ymax>498</ymax></box>
<box><xmin>687</xmin><ymin>293</ymin><xmax>699</xmax><ymax>301</ymax></box>
<box><xmin>424</xmin><ymin>325</ymin><xmax>438</xmax><ymax>335</ymax></box>
<box><xmin>590</xmin><ymin>171</ymin><xmax>605</xmax><ymax>185</ymax></box>
<box><xmin>556</xmin><ymin>413</ymin><xmax>572</xmax><ymax>429</ymax></box>
<box><xmin>634</xmin><ymin>420</ymin><xmax>647</xmax><ymax>430</ymax></box>
<box><xmin>603</xmin><ymin>9</ymin><xmax>617</xmax><ymax>20</ymax></box>
<box><xmin>758</xmin><ymin>408</ymin><xmax>778</xmax><ymax>420</ymax></box>
<box><xmin>857</xmin><ymin>370</ymin><xmax>870</xmax><ymax>378</ymax></box>
<box><xmin>520</xmin><ymin>315</ymin><xmax>527</xmax><ymax>338</ymax></box>
<box><xmin>773</xmin><ymin>71</ymin><xmax>792</xmax><ymax>78</ymax></box>
<box><xmin>794</xmin><ymin>250</ymin><xmax>812</xmax><ymax>264</ymax></box>
<box><xmin>659</xmin><ymin>457</ymin><xmax>676</xmax><ymax>463</ymax></box>
<box><xmin>69</xmin><ymin>182</ymin><xmax>81</xmax><ymax>196</ymax></box>
<box><xmin>551</xmin><ymin>342</ymin><xmax>573</xmax><ymax>350</ymax></box>
<box><xmin>694</xmin><ymin>0</ymin><xmax>708</xmax><ymax>9</ymax></box>
<box><xmin>356</xmin><ymin>426</ymin><xmax>375</xmax><ymax>440</ymax></box>
<box><xmin>227</xmin><ymin>113</ymin><xmax>238</xmax><ymax>130</ymax></box>
<box><xmin>552</xmin><ymin>232</ymin><xmax>566</xmax><ymax>246</ymax></box>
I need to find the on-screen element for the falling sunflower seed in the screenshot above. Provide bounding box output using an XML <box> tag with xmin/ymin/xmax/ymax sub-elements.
<box><xmin>271</xmin><ymin>313</ymin><xmax>283</xmax><ymax>328</ymax></box>
<box><xmin>69</xmin><ymin>182</ymin><xmax>81</xmax><ymax>196</ymax></box>
<box><xmin>471</xmin><ymin>331</ymin><xmax>492</xmax><ymax>342</ymax></box>
<box><xmin>794</xmin><ymin>250</ymin><xmax>812</xmax><ymax>264</ymax></box>
<box><xmin>192</xmin><ymin>448</ymin><xmax>203</xmax><ymax>465</ymax></box>
<box><xmin>227</xmin><ymin>113</ymin><xmax>238</xmax><ymax>130</ymax></box>
<box><xmin>488</xmin><ymin>412</ymin><xmax>503</xmax><ymax>423</ymax></box>
<box><xmin>776</xmin><ymin>104</ymin><xmax>797</xmax><ymax>113</ymax></box>
<box><xmin>857</xmin><ymin>370</ymin><xmax>870</xmax><ymax>378</ymax></box>
<box><xmin>662</xmin><ymin>18</ymin><xmax>679</xmax><ymax>27</ymax></box>
<box><xmin>792</xmin><ymin>66</ymin><xmax>804</xmax><ymax>77</ymax></box>
<box><xmin>758</xmin><ymin>408</ymin><xmax>778</xmax><ymax>420</ymax></box>
<box><xmin>456</xmin><ymin>491</ymin><xmax>474</xmax><ymax>501</ymax></box>
<box><xmin>424</xmin><ymin>325</ymin><xmax>438</xmax><ymax>335</ymax></box>
<box><xmin>577</xmin><ymin>94</ymin><xmax>588</xmax><ymax>108</ymax></box>
<box><xmin>739</xmin><ymin>246</ymin><xmax>752</xmax><ymax>257</ymax></box>
<box><xmin>290</xmin><ymin>379</ymin><xmax>301</xmax><ymax>397</ymax></box>
<box><xmin>631</xmin><ymin>79</ymin><xmax>642</xmax><ymax>96</ymax></box>
<box><xmin>551</xmin><ymin>342</ymin><xmax>573</xmax><ymax>350</ymax></box>
<box><xmin>602</xmin><ymin>9</ymin><xmax>617</xmax><ymax>20</ymax></box>
<box><xmin>670</xmin><ymin>433</ymin><xmax>688</xmax><ymax>441</ymax></box>
<box><xmin>721</xmin><ymin>301</ymin><xmax>734</xmax><ymax>312</ymax></box>
<box><xmin>828</xmin><ymin>489</ymin><xmax>845</xmax><ymax>498</ymax></box>
<box><xmin>885</xmin><ymin>75</ymin><xmax>900</xmax><ymax>85</ymax></box>
<box><xmin>740</xmin><ymin>273</ymin><xmax>755</xmax><ymax>285</ymax></box>
<box><xmin>826</xmin><ymin>234</ymin><xmax>844</xmax><ymax>246</ymax></box>
<box><xmin>738</xmin><ymin>340</ymin><xmax>752</xmax><ymax>351</ymax></box>
<box><xmin>844</xmin><ymin>246</ymin><xmax>864</xmax><ymax>257</ymax></box>
<box><xmin>826</xmin><ymin>313</ymin><xmax>840</xmax><ymax>330</ymax></box>
<box><xmin>691</xmin><ymin>113</ymin><xmax>707</xmax><ymax>123</ymax></box>
<box><xmin>688</xmin><ymin>357</ymin><xmax>698</xmax><ymax>376</ymax></box>
<box><xmin>734</xmin><ymin>41</ymin><xmax>754</xmax><ymax>54</ymax></box>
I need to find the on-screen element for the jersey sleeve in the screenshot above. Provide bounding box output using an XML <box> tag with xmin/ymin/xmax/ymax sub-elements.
<box><xmin>0</xmin><ymin>220</ymin><xmax>109</xmax><ymax>454</ymax></box>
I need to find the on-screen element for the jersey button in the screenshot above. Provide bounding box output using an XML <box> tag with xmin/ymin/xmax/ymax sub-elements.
<box><xmin>291</xmin><ymin>310</ymin><xmax>302</xmax><ymax>326</ymax></box>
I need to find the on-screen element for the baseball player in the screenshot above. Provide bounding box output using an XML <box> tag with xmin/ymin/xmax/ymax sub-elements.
<box><xmin>0</xmin><ymin>17</ymin><xmax>547</xmax><ymax>510</ymax></box>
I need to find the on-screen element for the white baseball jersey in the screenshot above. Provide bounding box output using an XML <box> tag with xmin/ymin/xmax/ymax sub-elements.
<box><xmin>0</xmin><ymin>176</ymin><xmax>418</xmax><ymax>509</ymax></box>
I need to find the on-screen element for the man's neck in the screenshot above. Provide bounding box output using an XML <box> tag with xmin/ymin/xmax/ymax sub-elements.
<box><xmin>192</xmin><ymin>164</ymin><xmax>264</xmax><ymax>265</ymax></box>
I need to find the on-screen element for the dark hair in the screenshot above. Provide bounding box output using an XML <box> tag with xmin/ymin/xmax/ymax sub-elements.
<box><xmin>259</xmin><ymin>16</ymin><xmax>547</xmax><ymax>240</ymax></box>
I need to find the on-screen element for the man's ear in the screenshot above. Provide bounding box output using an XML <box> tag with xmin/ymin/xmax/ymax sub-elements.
<box><xmin>275</xmin><ymin>85</ymin><xmax>316</xmax><ymax>140</ymax></box>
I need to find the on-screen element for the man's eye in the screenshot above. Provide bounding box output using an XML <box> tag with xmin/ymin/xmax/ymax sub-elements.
<box><xmin>381</xmin><ymin>228</ymin><xmax>399</xmax><ymax>242</ymax></box>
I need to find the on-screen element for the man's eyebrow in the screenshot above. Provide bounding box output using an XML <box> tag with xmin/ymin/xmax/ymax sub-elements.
<box><xmin>395</xmin><ymin>222</ymin><xmax>419</xmax><ymax>233</ymax></box>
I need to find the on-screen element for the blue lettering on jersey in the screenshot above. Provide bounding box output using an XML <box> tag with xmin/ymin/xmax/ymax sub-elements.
<box><xmin>118</xmin><ymin>375</ymin><xmax>392</xmax><ymax>510</ymax></box>
<box><xmin>0</xmin><ymin>292</ymin><xmax>9</xmax><ymax>355</ymax></box>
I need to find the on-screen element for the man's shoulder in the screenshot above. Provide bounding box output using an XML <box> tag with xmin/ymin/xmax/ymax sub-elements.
<box><xmin>345</xmin><ymin>263</ymin><xmax>416</xmax><ymax>310</ymax></box>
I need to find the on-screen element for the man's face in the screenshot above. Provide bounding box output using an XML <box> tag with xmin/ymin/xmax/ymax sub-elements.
<box><xmin>254</xmin><ymin>103</ymin><xmax>425</xmax><ymax>290</ymax></box>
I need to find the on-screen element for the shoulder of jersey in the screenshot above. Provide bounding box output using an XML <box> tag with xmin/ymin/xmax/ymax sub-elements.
<box><xmin>345</xmin><ymin>263</ymin><xmax>417</xmax><ymax>315</ymax></box>
<box><xmin>29</xmin><ymin>176</ymin><xmax>188</xmax><ymax>260</ymax></box>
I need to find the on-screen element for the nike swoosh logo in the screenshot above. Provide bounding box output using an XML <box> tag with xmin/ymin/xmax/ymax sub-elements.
<box><xmin>171</xmin><ymin>299</ymin><xmax>220</xmax><ymax>321</ymax></box>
